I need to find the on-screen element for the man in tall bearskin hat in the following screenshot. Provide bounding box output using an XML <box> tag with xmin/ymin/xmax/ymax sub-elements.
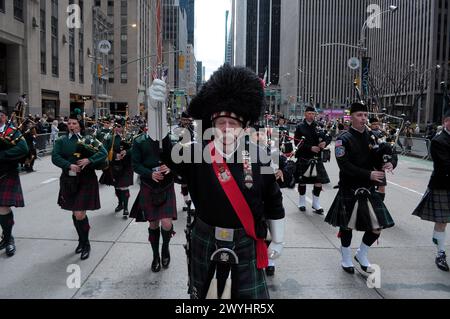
<box><xmin>325</xmin><ymin>102</ymin><xmax>396</xmax><ymax>274</ymax></box>
<box><xmin>177</xmin><ymin>111</ymin><xmax>195</xmax><ymax>210</ymax></box>
<box><xmin>294</xmin><ymin>106</ymin><xmax>332</xmax><ymax>214</ymax></box>
<box><xmin>52</xmin><ymin>109</ymin><xmax>107</xmax><ymax>260</ymax></box>
<box><xmin>0</xmin><ymin>107</ymin><xmax>29</xmax><ymax>257</ymax></box>
<box><xmin>148</xmin><ymin>64</ymin><xmax>286</xmax><ymax>299</ymax></box>
<box><xmin>413</xmin><ymin>109</ymin><xmax>450</xmax><ymax>272</ymax></box>
<box><xmin>99</xmin><ymin>117</ymin><xmax>134</xmax><ymax>217</ymax></box>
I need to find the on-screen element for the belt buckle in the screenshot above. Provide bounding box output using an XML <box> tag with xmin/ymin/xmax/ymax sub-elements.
<box><xmin>215</xmin><ymin>227</ymin><xmax>234</xmax><ymax>242</ymax></box>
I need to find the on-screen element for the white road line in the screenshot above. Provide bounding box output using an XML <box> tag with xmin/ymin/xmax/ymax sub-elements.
<box><xmin>41</xmin><ymin>178</ymin><xmax>59</xmax><ymax>185</ymax></box>
<box><xmin>387</xmin><ymin>181</ymin><xmax>424</xmax><ymax>197</ymax></box>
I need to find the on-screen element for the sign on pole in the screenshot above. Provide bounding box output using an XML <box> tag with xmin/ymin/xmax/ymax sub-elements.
<box><xmin>98</xmin><ymin>40</ymin><xmax>111</xmax><ymax>54</ymax></box>
<box><xmin>348</xmin><ymin>57</ymin><xmax>360</xmax><ymax>70</ymax></box>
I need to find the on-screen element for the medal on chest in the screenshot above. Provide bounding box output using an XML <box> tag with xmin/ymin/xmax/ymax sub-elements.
<box><xmin>242</xmin><ymin>150</ymin><xmax>253</xmax><ymax>189</ymax></box>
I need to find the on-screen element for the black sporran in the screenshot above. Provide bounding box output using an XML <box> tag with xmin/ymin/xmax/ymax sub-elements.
<box><xmin>321</xmin><ymin>149</ymin><xmax>331</xmax><ymax>162</ymax></box>
<box><xmin>60</xmin><ymin>173</ymin><xmax>79</xmax><ymax>195</ymax></box>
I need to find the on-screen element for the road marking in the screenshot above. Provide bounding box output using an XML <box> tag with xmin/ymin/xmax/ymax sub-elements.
<box><xmin>387</xmin><ymin>181</ymin><xmax>424</xmax><ymax>197</ymax></box>
<box><xmin>41</xmin><ymin>178</ymin><xmax>59</xmax><ymax>185</ymax></box>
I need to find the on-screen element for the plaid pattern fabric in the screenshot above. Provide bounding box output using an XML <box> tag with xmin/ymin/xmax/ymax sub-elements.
<box><xmin>413</xmin><ymin>189</ymin><xmax>450</xmax><ymax>223</ymax></box>
<box><xmin>57</xmin><ymin>170</ymin><xmax>101</xmax><ymax>211</ymax></box>
<box><xmin>0</xmin><ymin>172</ymin><xmax>24</xmax><ymax>207</ymax></box>
<box><xmin>129</xmin><ymin>181</ymin><xmax>177</xmax><ymax>222</ymax></box>
<box><xmin>99</xmin><ymin>164</ymin><xmax>134</xmax><ymax>188</ymax></box>
<box><xmin>325</xmin><ymin>187</ymin><xmax>395</xmax><ymax>231</ymax></box>
<box><xmin>190</xmin><ymin>218</ymin><xmax>269</xmax><ymax>299</ymax></box>
<box><xmin>295</xmin><ymin>158</ymin><xmax>330</xmax><ymax>184</ymax></box>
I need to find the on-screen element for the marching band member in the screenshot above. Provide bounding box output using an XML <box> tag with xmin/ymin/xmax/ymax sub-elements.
<box><xmin>294</xmin><ymin>106</ymin><xmax>332</xmax><ymax>214</ymax></box>
<box><xmin>325</xmin><ymin>103</ymin><xmax>396</xmax><ymax>274</ymax></box>
<box><xmin>99</xmin><ymin>117</ymin><xmax>134</xmax><ymax>217</ymax></box>
<box><xmin>413</xmin><ymin>109</ymin><xmax>450</xmax><ymax>272</ymax></box>
<box><xmin>0</xmin><ymin>108</ymin><xmax>29</xmax><ymax>257</ymax></box>
<box><xmin>51</xmin><ymin>109</ymin><xmax>107</xmax><ymax>260</ymax></box>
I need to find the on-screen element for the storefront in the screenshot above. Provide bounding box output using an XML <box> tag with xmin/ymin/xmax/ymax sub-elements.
<box><xmin>41</xmin><ymin>90</ymin><xmax>60</xmax><ymax>119</ymax></box>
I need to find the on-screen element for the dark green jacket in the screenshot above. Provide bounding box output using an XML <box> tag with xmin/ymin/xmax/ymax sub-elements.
<box><xmin>0</xmin><ymin>129</ymin><xmax>29</xmax><ymax>173</ymax></box>
<box><xmin>52</xmin><ymin>134</ymin><xmax>107</xmax><ymax>171</ymax></box>
<box><xmin>104</xmin><ymin>133</ymin><xmax>132</xmax><ymax>159</ymax></box>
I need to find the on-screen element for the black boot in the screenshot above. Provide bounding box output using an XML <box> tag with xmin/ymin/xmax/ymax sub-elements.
<box><xmin>122</xmin><ymin>190</ymin><xmax>129</xmax><ymax>218</ymax></box>
<box><xmin>148</xmin><ymin>227</ymin><xmax>161</xmax><ymax>272</ymax></box>
<box><xmin>79</xmin><ymin>217</ymin><xmax>91</xmax><ymax>260</ymax></box>
<box><xmin>114</xmin><ymin>189</ymin><xmax>123</xmax><ymax>212</ymax></box>
<box><xmin>436</xmin><ymin>251</ymin><xmax>450</xmax><ymax>272</ymax></box>
<box><xmin>72</xmin><ymin>215</ymin><xmax>83</xmax><ymax>254</ymax></box>
<box><xmin>0</xmin><ymin>211</ymin><xmax>16</xmax><ymax>257</ymax></box>
<box><xmin>161</xmin><ymin>225</ymin><xmax>174</xmax><ymax>268</ymax></box>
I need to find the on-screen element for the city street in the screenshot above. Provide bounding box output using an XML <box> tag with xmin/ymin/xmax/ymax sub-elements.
<box><xmin>1</xmin><ymin>145</ymin><xmax>449</xmax><ymax>299</ymax></box>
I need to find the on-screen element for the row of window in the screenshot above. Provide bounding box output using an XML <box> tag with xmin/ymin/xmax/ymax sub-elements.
<box><xmin>0</xmin><ymin>0</ymin><xmax>24</xmax><ymax>20</ymax></box>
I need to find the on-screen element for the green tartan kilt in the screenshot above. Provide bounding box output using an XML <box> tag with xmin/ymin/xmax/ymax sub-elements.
<box><xmin>0</xmin><ymin>172</ymin><xmax>24</xmax><ymax>207</ymax></box>
<box><xmin>295</xmin><ymin>158</ymin><xmax>330</xmax><ymax>184</ymax></box>
<box><xmin>412</xmin><ymin>189</ymin><xmax>450</xmax><ymax>223</ymax></box>
<box><xmin>189</xmin><ymin>218</ymin><xmax>269</xmax><ymax>299</ymax></box>
<box><xmin>57</xmin><ymin>170</ymin><xmax>101</xmax><ymax>211</ymax></box>
<box><xmin>325</xmin><ymin>187</ymin><xmax>395</xmax><ymax>231</ymax></box>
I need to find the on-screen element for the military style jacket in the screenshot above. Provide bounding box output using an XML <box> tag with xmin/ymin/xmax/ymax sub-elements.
<box><xmin>429</xmin><ymin>129</ymin><xmax>450</xmax><ymax>190</ymax></box>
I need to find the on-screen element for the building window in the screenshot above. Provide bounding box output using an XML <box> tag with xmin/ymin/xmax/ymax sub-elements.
<box><xmin>95</xmin><ymin>0</ymin><xmax>100</xmax><ymax>7</ymax></box>
<box><xmin>14</xmin><ymin>0</ymin><xmax>24</xmax><ymax>21</ymax></box>
<box><xmin>0</xmin><ymin>0</ymin><xmax>5</xmax><ymax>13</ymax></box>
<box><xmin>40</xmin><ymin>0</ymin><xmax>46</xmax><ymax>74</ymax></box>
<box><xmin>51</xmin><ymin>0</ymin><xmax>59</xmax><ymax>77</ymax></box>
<box><xmin>120</xmin><ymin>1</ymin><xmax>127</xmax><ymax>83</ymax></box>
<box><xmin>79</xmin><ymin>0</ymin><xmax>84</xmax><ymax>83</ymax></box>
<box><xmin>107</xmin><ymin>0</ymin><xmax>114</xmax><ymax>16</ymax></box>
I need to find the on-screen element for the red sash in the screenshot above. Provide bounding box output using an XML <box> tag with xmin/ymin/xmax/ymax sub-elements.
<box><xmin>209</xmin><ymin>142</ymin><xmax>268</xmax><ymax>269</ymax></box>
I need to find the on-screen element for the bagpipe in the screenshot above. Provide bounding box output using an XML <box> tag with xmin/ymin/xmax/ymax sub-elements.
<box><xmin>183</xmin><ymin>200</ymin><xmax>196</xmax><ymax>295</ymax></box>
<box><xmin>366</xmin><ymin>125</ymin><xmax>396</xmax><ymax>186</ymax></box>
<box><xmin>74</xmin><ymin>134</ymin><xmax>108</xmax><ymax>170</ymax></box>
<box><xmin>0</xmin><ymin>113</ymin><xmax>26</xmax><ymax>153</ymax></box>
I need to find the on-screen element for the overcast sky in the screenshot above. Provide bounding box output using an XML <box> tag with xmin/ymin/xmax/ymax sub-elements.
<box><xmin>194</xmin><ymin>0</ymin><xmax>231</xmax><ymax>80</ymax></box>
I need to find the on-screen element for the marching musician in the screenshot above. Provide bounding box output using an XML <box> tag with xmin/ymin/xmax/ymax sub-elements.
<box><xmin>325</xmin><ymin>103</ymin><xmax>396</xmax><ymax>274</ymax></box>
<box><xmin>99</xmin><ymin>117</ymin><xmax>134</xmax><ymax>217</ymax></box>
<box><xmin>51</xmin><ymin>109</ymin><xmax>107</xmax><ymax>260</ymax></box>
<box><xmin>95</xmin><ymin>117</ymin><xmax>112</xmax><ymax>144</ymax></box>
<box><xmin>149</xmin><ymin>65</ymin><xmax>286</xmax><ymax>299</ymax></box>
<box><xmin>0</xmin><ymin>108</ymin><xmax>29</xmax><ymax>257</ymax></box>
<box><xmin>178</xmin><ymin>111</ymin><xmax>195</xmax><ymax>210</ymax></box>
<box><xmin>294</xmin><ymin>106</ymin><xmax>332</xmax><ymax>214</ymax></box>
<box><xmin>413</xmin><ymin>109</ymin><xmax>450</xmax><ymax>272</ymax></box>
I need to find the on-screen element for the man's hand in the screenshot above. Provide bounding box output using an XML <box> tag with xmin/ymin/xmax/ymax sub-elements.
<box><xmin>76</xmin><ymin>158</ymin><xmax>91</xmax><ymax>170</ymax></box>
<box><xmin>382</xmin><ymin>162</ymin><xmax>394</xmax><ymax>173</ymax></box>
<box><xmin>70</xmin><ymin>164</ymin><xmax>81</xmax><ymax>173</ymax></box>
<box><xmin>311</xmin><ymin>146</ymin><xmax>321</xmax><ymax>153</ymax></box>
<box><xmin>152</xmin><ymin>171</ymin><xmax>164</xmax><ymax>183</ymax></box>
<box><xmin>370</xmin><ymin>171</ymin><xmax>385</xmax><ymax>183</ymax></box>
<box><xmin>318</xmin><ymin>142</ymin><xmax>326</xmax><ymax>149</ymax></box>
<box><xmin>148</xmin><ymin>79</ymin><xmax>167</xmax><ymax>103</ymax></box>
<box><xmin>159</xmin><ymin>164</ymin><xmax>171</xmax><ymax>175</ymax></box>
<box><xmin>275</xmin><ymin>169</ymin><xmax>284</xmax><ymax>182</ymax></box>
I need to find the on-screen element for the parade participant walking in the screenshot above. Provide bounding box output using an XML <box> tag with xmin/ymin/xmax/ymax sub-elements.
<box><xmin>51</xmin><ymin>109</ymin><xmax>107</xmax><ymax>260</ymax></box>
<box><xmin>294</xmin><ymin>106</ymin><xmax>332</xmax><ymax>214</ymax></box>
<box><xmin>178</xmin><ymin>111</ymin><xmax>195</xmax><ymax>210</ymax></box>
<box><xmin>149</xmin><ymin>65</ymin><xmax>286</xmax><ymax>299</ymax></box>
<box><xmin>325</xmin><ymin>103</ymin><xmax>396</xmax><ymax>274</ymax></box>
<box><xmin>129</xmin><ymin>126</ymin><xmax>177</xmax><ymax>273</ymax></box>
<box><xmin>0</xmin><ymin>108</ymin><xmax>29</xmax><ymax>257</ymax></box>
<box><xmin>99</xmin><ymin>117</ymin><xmax>134</xmax><ymax>217</ymax></box>
<box><xmin>413</xmin><ymin>110</ymin><xmax>450</xmax><ymax>272</ymax></box>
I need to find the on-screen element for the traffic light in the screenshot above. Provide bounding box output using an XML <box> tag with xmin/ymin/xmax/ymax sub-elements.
<box><xmin>178</xmin><ymin>55</ymin><xmax>185</xmax><ymax>70</ymax></box>
<box><xmin>97</xmin><ymin>63</ymin><xmax>103</xmax><ymax>78</ymax></box>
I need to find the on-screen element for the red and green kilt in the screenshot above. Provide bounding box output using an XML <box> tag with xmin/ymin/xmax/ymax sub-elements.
<box><xmin>295</xmin><ymin>158</ymin><xmax>330</xmax><ymax>184</ymax></box>
<box><xmin>325</xmin><ymin>187</ymin><xmax>395</xmax><ymax>231</ymax></box>
<box><xmin>0</xmin><ymin>172</ymin><xmax>24</xmax><ymax>207</ymax></box>
<box><xmin>412</xmin><ymin>188</ymin><xmax>450</xmax><ymax>223</ymax></box>
<box><xmin>58</xmin><ymin>170</ymin><xmax>101</xmax><ymax>211</ymax></box>
<box><xmin>99</xmin><ymin>161</ymin><xmax>134</xmax><ymax>188</ymax></box>
<box><xmin>189</xmin><ymin>218</ymin><xmax>269</xmax><ymax>299</ymax></box>
<box><xmin>129</xmin><ymin>179</ymin><xmax>177</xmax><ymax>222</ymax></box>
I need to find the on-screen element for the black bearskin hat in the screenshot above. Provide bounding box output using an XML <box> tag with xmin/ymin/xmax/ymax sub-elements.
<box><xmin>350</xmin><ymin>102</ymin><xmax>368</xmax><ymax>114</ymax></box>
<box><xmin>188</xmin><ymin>64</ymin><xmax>265</xmax><ymax>129</ymax></box>
<box><xmin>304</xmin><ymin>106</ymin><xmax>316</xmax><ymax>113</ymax></box>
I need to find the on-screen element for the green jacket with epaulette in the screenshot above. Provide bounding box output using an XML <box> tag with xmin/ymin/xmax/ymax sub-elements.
<box><xmin>0</xmin><ymin>128</ymin><xmax>29</xmax><ymax>174</ymax></box>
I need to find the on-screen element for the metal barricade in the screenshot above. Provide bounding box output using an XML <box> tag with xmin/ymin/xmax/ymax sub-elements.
<box><xmin>35</xmin><ymin>132</ymin><xmax>67</xmax><ymax>157</ymax></box>
<box><xmin>395</xmin><ymin>136</ymin><xmax>431</xmax><ymax>160</ymax></box>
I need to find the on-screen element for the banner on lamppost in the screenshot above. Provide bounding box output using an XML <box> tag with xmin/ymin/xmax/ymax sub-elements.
<box><xmin>361</xmin><ymin>57</ymin><xmax>371</xmax><ymax>97</ymax></box>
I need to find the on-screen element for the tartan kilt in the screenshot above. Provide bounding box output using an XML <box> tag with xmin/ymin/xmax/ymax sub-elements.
<box><xmin>99</xmin><ymin>162</ymin><xmax>134</xmax><ymax>188</ymax></box>
<box><xmin>189</xmin><ymin>218</ymin><xmax>269</xmax><ymax>299</ymax></box>
<box><xmin>57</xmin><ymin>170</ymin><xmax>101</xmax><ymax>211</ymax></box>
<box><xmin>295</xmin><ymin>158</ymin><xmax>330</xmax><ymax>184</ymax></box>
<box><xmin>129</xmin><ymin>180</ymin><xmax>177</xmax><ymax>222</ymax></box>
<box><xmin>412</xmin><ymin>189</ymin><xmax>450</xmax><ymax>223</ymax></box>
<box><xmin>0</xmin><ymin>172</ymin><xmax>24</xmax><ymax>207</ymax></box>
<box><xmin>325</xmin><ymin>187</ymin><xmax>395</xmax><ymax>232</ymax></box>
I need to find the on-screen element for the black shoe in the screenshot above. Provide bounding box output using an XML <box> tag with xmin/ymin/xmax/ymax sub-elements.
<box><xmin>299</xmin><ymin>206</ymin><xmax>306</xmax><ymax>212</ymax></box>
<box><xmin>115</xmin><ymin>204</ymin><xmax>123</xmax><ymax>213</ymax></box>
<box><xmin>313</xmin><ymin>208</ymin><xmax>324</xmax><ymax>215</ymax></box>
<box><xmin>123</xmin><ymin>208</ymin><xmax>129</xmax><ymax>218</ymax></box>
<box><xmin>354</xmin><ymin>255</ymin><xmax>369</xmax><ymax>272</ymax></box>
<box><xmin>75</xmin><ymin>241</ymin><xmax>83</xmax><ymax>254</ymax></box>
<box><xmin>342</xmin><ymin>265</ymin><xmax>355</xmax><ymax>274</ymax></box>
<box><xmin>4</xmin><ymin>237</ymin><xmax>16</xmax><ymax>257</ymax></box>
<box><xmin>151</xmin><ymin>256</ymin><xmax>161</xmax><ymax>272</ymax></box>
<box><xmin>162</xmin><ymin>247</ymin><xmax>171</xmax><ymax>268</ymax></box>
<box><xmin>436</xmin><ymin>252</ymin><xmax>450</xmax><ymax>272</ymax></box>
<box><xmin>265</xmin><ymin>266</ymin><xmax>275</xmax><ymax>277</ymax></box>
<box><xmin>80</xmin><ymin>242</ymin><xmax>91</xmax><ymax>260</ymax></box>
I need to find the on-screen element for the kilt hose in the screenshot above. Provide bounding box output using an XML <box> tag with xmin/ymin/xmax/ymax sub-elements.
<box><xmin>189</xmin><ymin>218</ymin><xmax>269</xmax><ymax>299</ymax></box>
<box><xmin>325</xmin><ymin>187</ymin><xmax>395</xmax><ymax>232</ymax></box>
<box><xmin>0</xmin><ymin>172</ymin><xmax>24</xmax><ymax>207</ymax></box>
<box><xmin>295</xmin><ymin>158</ymin><xmax>330</xmax><ymax>184</ymax></box>
<box><xmin>58</xmin><ymin>170</ymin><xmax>101</xmax><ymax>211</ymax></box>
<box><xmin>413</xmin><ymin>189</ymin><xmax>450</xmax><ymax>223</ymax></box>
<box><xmin>129</xmin><ymin>180</ymin><xmax>177</xmax><ymax>223</ymax></box>
<box><xmin>99</xmin><ymin>162</ymin><xmax>134</xmax><ymax>188</ymax></box>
